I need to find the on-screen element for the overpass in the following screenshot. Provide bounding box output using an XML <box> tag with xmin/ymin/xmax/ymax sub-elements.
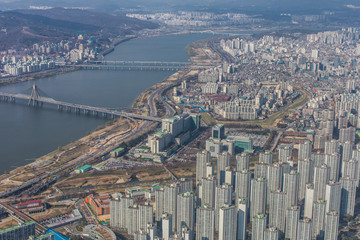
<box><xmin>76</xmin><ymin>60</ymin><xmax>189</xmax><ymax>71</ymax></box>
<box><xmin>0</xmin><ymin>85</ymin><xmax>162</xmax><ymax>122</ymax></box>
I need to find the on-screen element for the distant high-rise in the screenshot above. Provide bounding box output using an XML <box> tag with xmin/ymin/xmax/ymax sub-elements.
<box><xmin>224</xmin><ymin>167</ymin><xmax>234</xmax><ymax>186</ymax></box>
<box><xmin>128</xmin><ymin>204</ymin><xmax>140</xmax><ymax>235</ymax></box>
<box><xmin>324</xmin><ymin>211</ymin><xmax>339</xmax><ymax>240</ymax></box>
<box><xmin>196</xmin><ymin>205</ymin><xmax>215</xmax><ymax>240</ymax></box>
<box><xmin>298</xmin><ymin>141</ymin><xmax>312</xmax><ymax>161</ymax></box>
<box><xmin>304</xmin><ymin>184</ymin><xmax>314</xmax><ymax>219</ymax></box>
<box><xmin>340</xmin><ymin>141</ymin><xmax>353</xmax><ymax>163</ymax></box>
<box><xmin>339</xmin><ymin>127</ymin><xmax>355</xmax><ymax>143</ymax></box>
<box><xmin>285</xmin><ymin>206</ymin><xmax>300</xmax><ymax>240</ymax></box>
<box><xmin>201</xmin><ymin>176</ymin><xmax>216</xmax><ymax>208</ymax></box>
<box><xmin>340</xmin><ymin>176</ymin><xmax>357</xmax><ymax>216</ymax></box>
<box><xmin>178</xmin><ymin>178</ymin><xmax>193</xmax><ymax>194</ymax></box>
<box><xmin>269</xmin><ymin>190</ymin><xmax>286</xmax><ymax>233</ymax></box>
<box><xmin>267</xmin><ymin>163</ymin><xmax>284</xmax><ymax>202</ymax></box>
<box><xmin>217</xmin><ymin>152</ymin><xmax>231</xmax><ymax>185</ymax></box>
<box><xmin>297</xmin><ymin>218</ymin><xmax>312</xmax><ymax>240</ymax></box>
<box><xmin>312</xmin><ymin>200</ymin><xmax>327</xmax><ymax>239</ymax></box>
<box><xmin>215</xmin><ymin>184</ymin><xmax>232</xmax><ymax>231</ymax></box>
<box><xmin>236</xmin><ymin>153</ymin><xmax>249</xmax><ymax>171</ymax></box>
<box><xmin>342</xmin><ymin>159</ymin><xmax>358</xmax><ymax>181</ymax></box>
<box><xmin>139</xmin><ymin>202</ymin><xmax>153</xmax><ymax>231</ymax></box>
<box><xmin>259</xmin><ymin>150</ymin><xmax>273</xmax><ymax>164</ymax></box>
<box><xmin>325</xmin><ymin>181</ymin><xmax>341</xmax><ymax>213</ymax></box>
<box><xmin>164</xmin><ymin>183</ymin><xmax>179</xmax><ymax>232</ymax></box>
<box><xmin>252</xmin><ymin>214</ymin><xmax>267</xmax><ymax>240</ymax></box>
<box><xmin>324</xmin><ymin>140</ymin><xmax>339</xmax><ymax>154</ymax></box>
<box><xmin>218</xmin><ymin>204</ymin><xmax>237</xmax><ymax>240</ymax></box>
<box><xmin>298</xmin><ymin>158</ymin><xmax>313</xmax><ymax>201</ymax></box>
<box><xmin>176</xmin><ymin>192</ymin><xmax>195</xmax><ymax>234</ymax></box>
<box><xmin>278</xmin><ymin>145</ymin><xmax>293</xmax><ymax>163</ymax></box>
<box><xmin>264</xmin><ymin>227</ymin><xmax>279</xmax><ymax>240</ymax></box>
<box><xmin>155</xmin><ymin>188</ymin><xmax>165</xmax><ymax>222</ymax></box>
<box><xmin>250</xmin><ymin>177</ymin><xmax>267</xmax><ymax>219</ymax></box>
<box><xmin>324</xmin><ymin>153</ymin><xmax>340</xmax><ymax>182</ymax></box>
<box><xmin>283</xmin><ymin>170</ymin><xmax>299</xmax><ymax>209</ymax></box>
<box><xmin>212</xmin><ymin>123</ymin><xmax>225</xmax><ymax>140</ymax></box>
<box><xmin>237</xmin><ymin>197</ymin><xmax>248</xmax><ymax>240</ymax></box>
<box><xmin>196</xmin><ymin>150</ymin><xmax>211</xmax><ymax>182</ymax></box>
<box><xmin>235</xmin><ymin>169</ymin><xmax>251</xmax><ymax>201</ymax></box>
<box><xmin>313</xmin><ymin>164</ymin><xmax>330</xmax><ymax>201</ymax></box>
<box><xmin>110</xmin><ymin>195</ymin><xmax>121</xmax><ymax>229</ymax></box>
<box><xmin>254</xmin><ymin>162</ymin><xmax>268</xmax><ymax>179</ymax></box>
<box><xmin>162</xmin><ymin>213</ymin><xmax>172</xmax><ymax>240</ymax></box>
<box><xmin>312</xmin><ymin>151</ymin><xmax>325</xmax><ymax>167</ymax></box>
<box><xmin>206</xmin><ymin>162</ymin><xmax>214</xmax><ymax>178</ymax></box>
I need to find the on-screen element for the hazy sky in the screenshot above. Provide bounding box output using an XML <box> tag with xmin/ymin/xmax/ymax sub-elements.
<box><xmin>0</xmin><ymin>0</ymin><xmax>359</xmax><ymax>13</ymax></box>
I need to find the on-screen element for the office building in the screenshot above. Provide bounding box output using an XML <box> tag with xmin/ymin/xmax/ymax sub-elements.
<box><xmin>212</xmin><ymin>124</ymin><xmax>225</xmax><ymax>140</ymax></box>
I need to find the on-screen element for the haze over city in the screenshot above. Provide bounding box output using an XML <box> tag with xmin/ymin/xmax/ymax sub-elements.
<box><xmin>0</xmin><ymin>0</ymin><xmax>359</xmax><ymax>240</ymax></box>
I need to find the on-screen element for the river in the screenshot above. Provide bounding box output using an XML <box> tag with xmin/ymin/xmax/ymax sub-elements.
<box><xmin>0</xmin><ymin>33</ymin><xmax>218</xmax><ymax>173</ymax></box>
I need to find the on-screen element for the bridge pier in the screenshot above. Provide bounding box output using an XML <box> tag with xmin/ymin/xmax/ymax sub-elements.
<box><xmin>93</xmin><ymin>111</ymin><xmax>98</xmax><ymax>116</ymax></box>
<box><xmin>58</xmin><ymin>105</ymin><xmax>63</xmax><ymax>111</ymax></box>
<box><xmin>102</xmin><ymin>113</ymin><xmax>107</xmax><ymax>118</ymax></box>
<box><xmin>66</xmin><ymin>106</ymin><xmax>71</xmax><ymax>112</ymax></box>
<box><xmin>10</xmin><ymin>97</ymin><xmax>15</xmax><ymax>103</ymax></box>
<box><xmin>75</xmin><ymin>108</ymin><xmax>80</xmax><ymax>114</ymax></box>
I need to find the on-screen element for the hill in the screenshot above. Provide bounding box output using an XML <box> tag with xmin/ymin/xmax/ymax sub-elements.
<box><xmin>0</xmin><ymin>8</ymin><xmax>158</xmax><ymax>50</ymax></box>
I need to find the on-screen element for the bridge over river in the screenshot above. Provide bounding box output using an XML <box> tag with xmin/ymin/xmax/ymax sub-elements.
<box><xmin>75</xmin><ymin>60</ymin><xmax>189</xmax><ymax>71</ymax></box>
<box><xmin>0</xmin><ymin>84</ymin><xmax>161</xmax><ymax>122</ymax></box>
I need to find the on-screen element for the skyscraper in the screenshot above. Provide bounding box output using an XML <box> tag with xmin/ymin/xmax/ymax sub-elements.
<box><xmin>298</xmin><ymin>158</ymin><xmax>313</xmax><ymax>201</ymax></box>
<box><xmin>324</xmin><ymin>139</ymin><xmax>340</xmax><ymax>154</ymax></box>
<box><xmin>285</xmin><ymin>206</ymin><xmax>300</xmax><ymax>240</ymax></box>
<box><xmin>201</xmin><ymin>176</ymin><xmax>216</xmax><ymax>209</ymax></box>
<box><xmin>237</xmin><ymin>197</ymin><xmax>248</xmax><ymax>240</ymax></box>
<box><xmin>155</xmin><ymin>188</ymin><xmax>165</xmax><ymax>222</ymax></box>
<box><xmin>312</xmin><ymin>200</ymin><xmax>327</xmax><ymax>239</ymax></box>
<box><xmin>139</xmin><ymin>202</ymin><xmax>153</xmax><ymax>231</ymax></box>
<box><xmin>297</xmin><ymin>218</ymin><xmax>312</xmax><ymax>240</ymax></box>
<box><xmin>236</xmin><ymin>152</ymin><xmax>249</xmax><ymax>171</ymax></box>
<box><xmin>215</xmin><ymin>184</ymin><xmax>232</xmax><ymax>231</ymax></box>
<box><xmin>298</xmin><ymin>141</ymin><xmax>312</xmax><ymax>161</ymax></box>
<box><xmin>304</xmin><ymin>184</ymin><xmax>314</xmax><ymax>219</ymax></box>
<box><xmin>283</xmin><ymin>170</ymin><xmax>299</xmax><ymax>209</ymax></box>
<box><xmin>324</xmin><ymin>153</ymin><xmax>340</xmax><ymax>182</ymax></box>
<box><xmin>128</xmin><ymin>204</ymin><xmax>140</xmax><ymax>236</ymax></box>
<box><xmin>217</xmin><ymin>152</ymin><xmax>231</xmax><ymax>185</ymax></box>
<box><xmin>196</xmin><ymin>205</ymin><xmax>215</xmax><ymax>240</ymax></box>
<box><xmin>264</xmin><ymin>227</ymin><xmax>279</xmax><ymax>240</ymax></box>
<box><xmin>269</xmin><ymin>190</ymin><xmax>286</xmax><ymax>232</ymax></box>
<box><xmin>218</xmin><ymin>204</ymin><xmax>237</xmax><ymax>240</ymax></box>
<box><xmin>324</xmin><ymin>211</ymin><xmax>339</xmax><ymax>240</ymax></box>
<box><xmin>120</xmin><ymin>194</ymin><xmax>134</xmax><ymax>230</ymax></box>
<box><xmin>342</xmin><ymin>159</ymin><xmax>358</xmax><ymax>181</ymax></box>
<box><xmin>259</xmin><ymin>150</ymin><xmax>273</xmax><ymax>164</ymax></box>
<box><xmin>340</xmin><ymin>176</ymin><xmax>357</xmax><ymax>216</ymax></box>
<box><xmin>196</xmin><ymin>150</ymin><xmax>211</xmax><ymax>182</ymax></box>
<box><xmin>176</xmin><ymin>192</ymin><xmax>195</xmax><ymax>234</ymax></box>
<box><xmin>235</xmin><ymin>169</ymin><xmax>251</xmax><ymax>201</ymax></box>
<box><xmin>252</xmin><ymin>214</ymin><xmax>267</xmax><ymax>240</ymax></box>
<box><xmin>313</xmin><ymin>164</ymin><xmax>330</xmax><ymax>201</ymax></box>
<box><xmin>254</xmin><ymin>162</ymin><xmax>268</xmax><ymax>179</ymax></box>
<box><xmin>278</xmin><ymin>145</ymin><xmax>293</xmax><ymax>163</ymax></box>
<box><xmin>325</xmin><ymin>181</ymin><xmax>341</xmax><ymax>213</ymax></box>
<box><xmin>267</xmin><ymin>163</ymin><xmax>284</xmax><ymax>203</ymax></box>
<box><xmin>164</xmin><ymin>183</ymin><xmax>179</xmax><ymax>232</ymax></box>
<box><xmin>162</xmin><ymin>213</ymin><xmax>172</xmax><ymax>240</ymax></box>
<box><xmin>250</xmin><ymin>177</ymin><xmax>267</xmax><ymax>219</ymax></box>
